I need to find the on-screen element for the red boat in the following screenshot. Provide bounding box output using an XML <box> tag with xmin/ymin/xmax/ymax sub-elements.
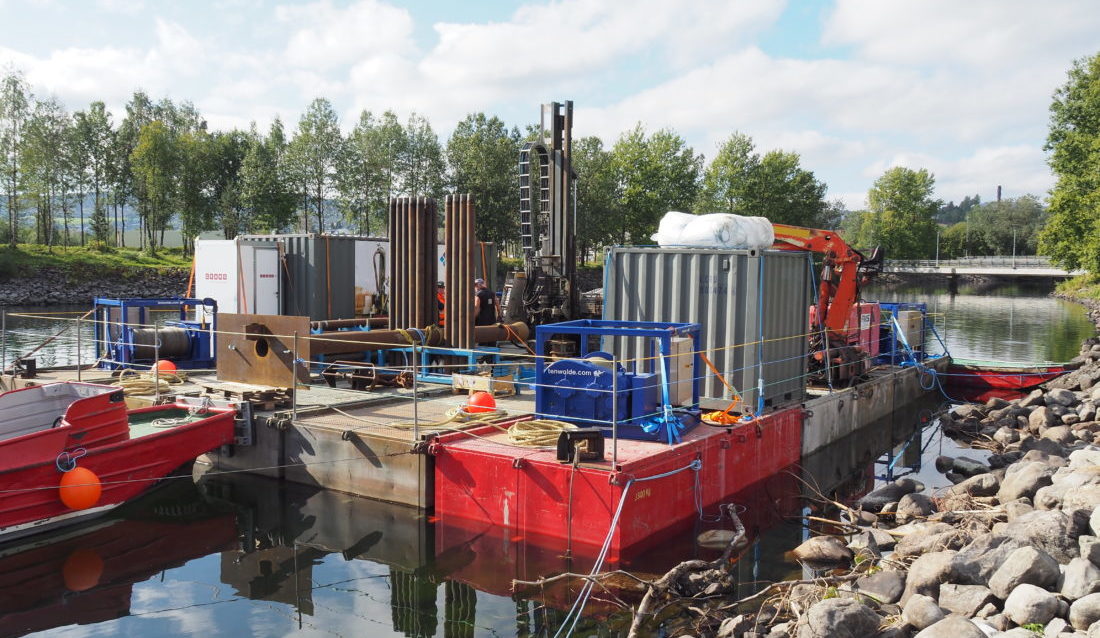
<box><xmin>0</xmin><ymin>382</ymin><xmax>237</xmax><ymax>540</ymax></box>
<box><xmin>944</xmin><ymin>358</ymin><xmax>1069</xmax><ymax>391</ymax></box>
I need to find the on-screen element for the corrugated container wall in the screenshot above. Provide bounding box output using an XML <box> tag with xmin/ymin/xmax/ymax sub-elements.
<box><xmin>241</xmin><ymin>234</ymin><xmax>356</xmax><ymax>321</ymax></box>
<box><xmin>603</xmin><ymin>247</ymin><xmax>810</xmax><ymax>411</ymax></box>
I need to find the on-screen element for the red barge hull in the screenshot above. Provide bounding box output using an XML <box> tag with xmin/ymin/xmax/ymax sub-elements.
<box><xmin>431</xmin><ymin>407</ymin><xmax>802</xmax><ymax>560</ymax></box>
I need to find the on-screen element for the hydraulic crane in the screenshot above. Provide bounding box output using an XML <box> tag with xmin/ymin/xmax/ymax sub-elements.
<box><xmin>770</xmin><ymin>223</ymin><xmax>883</xmax><ymax>382</ymax></box>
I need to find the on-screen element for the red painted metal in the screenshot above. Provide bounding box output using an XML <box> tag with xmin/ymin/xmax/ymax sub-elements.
<box><xmin>945</xmin><ymin>363</ymin><xmax>1067</xmax><ymax>390</ymax></box>
<box><xmin>0</xmin><ymin>384</ymin><xmax>236</xmax><ymax>538</ymax></box>
<box><xmin>433</xmin><ymin>406</ymin><xmax>802</xmax><ymax>560</ymax></box>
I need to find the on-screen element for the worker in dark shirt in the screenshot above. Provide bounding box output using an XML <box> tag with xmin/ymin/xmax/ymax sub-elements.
<box><xmin>473</xmin><ymin>278</ymin><xmax>498</xmax><ymax>326</ymax></box>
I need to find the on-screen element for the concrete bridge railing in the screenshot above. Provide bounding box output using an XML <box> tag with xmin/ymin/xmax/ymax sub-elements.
<box><xmin>883</xmin><ymin>256</ymin><xmax>1083</xmax><ymax>278</ymax></box>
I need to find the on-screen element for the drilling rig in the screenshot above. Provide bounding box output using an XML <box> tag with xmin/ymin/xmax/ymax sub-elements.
<box><xmin>501</xmin><ymin>101</ymin><xmax>578</xmax><ymax>333</ymax></box>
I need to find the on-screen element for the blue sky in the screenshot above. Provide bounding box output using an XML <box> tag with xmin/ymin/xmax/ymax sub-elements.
<box><xmin>1</xmin><ymin>0</ymin><xmax>1097</xmax><ymax>210</ymax></box>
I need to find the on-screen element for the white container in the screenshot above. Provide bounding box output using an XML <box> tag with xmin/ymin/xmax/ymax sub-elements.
<box><xmin>194</xmin><ymin>239</ymin><xmax>281</xmax><ymax>320</ymax></box>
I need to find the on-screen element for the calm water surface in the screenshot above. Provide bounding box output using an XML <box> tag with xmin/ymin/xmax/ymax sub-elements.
<box><xmin>3</xmin><ymin>281</ymin><xmax>1093</xmax><ymax>637</ymax></box>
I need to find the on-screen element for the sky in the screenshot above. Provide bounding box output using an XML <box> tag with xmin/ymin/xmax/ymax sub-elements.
<box><xmin>0</xmin><ymin>0</ymin><xmax>1097</xmax><ymax>211</ymax></box>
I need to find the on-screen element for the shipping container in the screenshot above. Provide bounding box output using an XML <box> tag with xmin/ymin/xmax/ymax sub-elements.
<box><xmin>193</xmin><ymin>239</ymin><xmax>281</xmax><ymax>320</ymax></box>
<box><xmin>602</xmin><ymin>247</ymin><xmax>811</xmax><ymax>411</ymax></box>
<box><xmin>240</xmin><ymin>234</ymin><xmax>356</xmax><ymax>321</ymax></box>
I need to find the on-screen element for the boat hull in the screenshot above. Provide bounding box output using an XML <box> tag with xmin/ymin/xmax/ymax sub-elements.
<box><xmin>944</xmin><ymin>363</ymin><xmax>1067</xmax><ymax>390</ymax></box>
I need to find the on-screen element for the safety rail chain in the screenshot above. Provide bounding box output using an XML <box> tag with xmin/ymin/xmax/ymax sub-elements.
<box><xmin>0</xmin><ymin>310</ymin><xmax>948</xmax><ymax>370</ymax></box>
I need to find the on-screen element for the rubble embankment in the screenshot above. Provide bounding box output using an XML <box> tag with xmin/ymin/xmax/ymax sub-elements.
<box><xmin>0</xmin><ymin>267</ymin><xmax>189</xmax><ymax>306</ymax></box>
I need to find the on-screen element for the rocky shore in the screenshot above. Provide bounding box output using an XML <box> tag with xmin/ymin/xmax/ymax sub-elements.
<box><xmin>0</xmin><ymin>267</ymin><xmax>189</xmax><ymax>306</ymax></box>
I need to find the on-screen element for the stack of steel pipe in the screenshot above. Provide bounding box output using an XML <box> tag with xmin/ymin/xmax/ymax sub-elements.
<box><xmin>388</xmin><ymin>197</ymin><xmax>438</xmax><ymax>330</ymax></box>
<box><xmin>443</xmin><ymin>194</ymin><xmax>475</xmax><ymax>350</ymax></box>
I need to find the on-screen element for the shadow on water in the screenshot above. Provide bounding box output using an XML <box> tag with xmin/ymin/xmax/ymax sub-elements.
<box><xmin>0</xmin><ymin>397</ymin><xmax>986</xmax><ymax>638</ymax></box>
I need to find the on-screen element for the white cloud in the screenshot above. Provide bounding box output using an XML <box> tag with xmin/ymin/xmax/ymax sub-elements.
<box><xmin>276</xmin><ymin>0</ymin><xmax>415</xmax><ymax>71</ymax></box>
<box><xmin>95</xmin><ymin>0</ymin><xmax>144</xmax><ymax>14</ymax></box>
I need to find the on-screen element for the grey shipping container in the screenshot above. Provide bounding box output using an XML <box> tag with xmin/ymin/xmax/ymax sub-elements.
<box><xmin>241</xmin><ymin>234</ymin><xmax>356</xmax><ymax>321</ymax></box>
<box><xmin>602</xmin><ymin>247</ymin><xmax>810</xmax><ymax>411</ymax></box>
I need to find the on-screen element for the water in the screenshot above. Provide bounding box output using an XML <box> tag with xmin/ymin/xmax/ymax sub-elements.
<box><xmin>2</xmin><ymin>281</ymin><xmax>1093</xmax><ymax>637</ymax></box>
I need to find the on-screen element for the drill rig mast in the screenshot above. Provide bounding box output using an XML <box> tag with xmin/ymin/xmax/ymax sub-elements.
<box><xmin>501</xmin><ymin>101</ymin><xmax>578</xmax><ymax>327</ymax></box>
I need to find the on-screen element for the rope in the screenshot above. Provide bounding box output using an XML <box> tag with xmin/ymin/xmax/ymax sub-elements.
<box><xmin>111</xmin><ymin>369</ymin><xmax>186</xmax><ymax>395</ymax></box>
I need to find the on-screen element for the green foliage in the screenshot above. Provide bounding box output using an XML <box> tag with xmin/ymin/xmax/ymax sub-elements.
<box><xmin>445</xmin><ymin>112</ymin><xmax>520</xmax><ymax>244</ymax></box>
<box><xmin>1055</xmin><ymin>273</ymin><xmax>1100</xmax><ymax>301</ymax></box>
<box><xmin>1019</xmin><ymin>623</ymin><xmax>1044</xmax><ymax>635</ymax></box>
<box><xmin>0</xmin><ymin>243</ymin><xmax>188</xmax><ymax>277</ymax></box>
<box><xmin>572</xmin><ymin>136</ymin><xmax>619</xmax><ymax>259</ymax></box>
<box><xmin>1040</xmin><ymin>51</ymin><xmax>1100</xmax><ymax>274</ymax></box>
<box><xmin>287</xmin><ymin>97</ymin><xmax>341</xmax><ymax>232</ymax></box>
<box><xmin>936</xmin><ymin>194</ymin><xmax>980</xmax><ymax>224</ymax></box>
<box><xmin>697</xmin><ymin>132</ymin><xmax>831</xmax><ymax>227</ymax></box>
<box><xmin>611</xmin><ymin>124</ymin><xmax>701</xmax><ymax>243</ymax></box>
<box><xmin>129</xmin><ymin>120</ymin><xmax>177</xmax><ymax>253</ymax></box>
<box><xmin>402</xmin><ymin>112</ymin><xmax>445</xmax><ymax>200</ymax></box>
<box><xmin>865</xmin><ymin>167</ymin><xmax>941</xmax><ymax>259</ymax></box>
<box><xmin>966</xmin><ymin>196</ymin><xmax>1046</xmax><ymax>255</ymax></box>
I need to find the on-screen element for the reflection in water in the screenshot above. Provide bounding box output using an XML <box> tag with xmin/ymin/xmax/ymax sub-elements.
<box><xmin>869</xmin><ymin>281</ymin><xmax>1094</xmax><ymax>362</ymax></box>
<box><xmin>0</xmin><ymin>305</ymin><xmax>96</xmax><ymax>370</ymax></box>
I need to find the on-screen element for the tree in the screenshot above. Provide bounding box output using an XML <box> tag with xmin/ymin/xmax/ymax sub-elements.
<box><xmin>73</xmin><ymin>102</ymin><xmax>115</xmax><ymax>246</ymax></box>
<box><xmin>611</xmin><ymin>124</ymin><xmax>701</xmax><ymax>243</ymax></box>
<box><xmin>21</xmin><ymin>97</ymin><xmax>70</xmax><ymax>248</ymax></box>
<box><xmin>287</xmin><ymin>98</ymin><xmax>341</xmax><ymax>232</ymax></box>
<box><xmin>116</xmin><ymin>91</ymin><xmax>156</xmax><ymax>247</ymax></box>
<box><xmin>129</xmin><ymin>120</ymin><xmax>177</xmax><ymax>253</ymax></box>
<box><xmin>865</xmin><ymin>167</ymin><xmax>940</xmax><ymax>259</ymax></box>
<box><xmin>697</xmin><ymin>132</ymin><xmax>757</xmax><ymax>213</ymax></box>
<box><xmin>0</xmin><ymin>70</ymin><xmax>31</xmax><ymax>246</ymax></box>
<box><xmin>1039</xmin><ymin>52</ymin><xmax>1100</xmax><ymax>273</ymax></box>
<box><xmin>445</xmin><ymin>112</ymin><xmax>520</xmax><ymax>244</ymax></box>
<box><xmin>401</xmin><ymin>112</ymin><xmax>444</xmax><ymax>200</ymax></box>
<box><xmin>241</xmin><ymin>121</ymin><xmax>296</xmax><ymax>233</ymax></box>
<box><xmin>966</xmin><ymin>195</ymin><xmax>1047</xmax><ymax>256</ymax></box>
<box><xmin>176</xmin><ymin>129</ymin><xmax>214</xmax><ymax>248</ymax></box>
<box><xmin>936</xmin><ymin>194</ymin><xmax>980</xmax><ymax>225</ymax></box>
<box><xmin>335</xmin><ymin>111</ymin><xmax>386</xmax><ymax>235</ymax></box>
<box><xmin>208</xmin><ymin>130</ymin><xmax>249</xmax><ymax>238</ymax></box>
<box><xmin>571</xmin><ymin>135</ymin><xmax>619</xmax><ymax>261</ymax></box>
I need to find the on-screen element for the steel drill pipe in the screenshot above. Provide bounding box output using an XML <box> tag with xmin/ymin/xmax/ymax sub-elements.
<box><xmin>474</xmin><ymin>321</ymin><xmax>529</xmax><ymax>344</ymax></box>
<box><xmin>307</xmin><ymin>327</ymin><xmax>444</xmax><ymax>355</ymax></box>
<box><xmin>310</xmin><ymin>317</ymin><xmax>389</xmax><ymax>331</ymax></box>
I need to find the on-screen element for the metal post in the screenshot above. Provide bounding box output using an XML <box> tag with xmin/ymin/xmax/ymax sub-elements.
<box><xmin>935</xmin><ymin>229</ymin><xmax>940</xmax><ymax>267</ymax></box>
<box><xmin>412</xmin><ymin>342</ymin><xmax>420</xmax><ymax>441</ymax></box>
<box><xmin>1</xmin><ymin>310</ymin><xmax>6</xmax><ymax>390</ymax></box>
<box><xmin>153</xmin><ymin>321</ymin><xmax>161</xmax><ymax>404</ymax></box>
<box><xmin>611</xmin><ymin>352</ymin><xmax>618</xmax><ymax>468</ymax></box>
<box><xmin>76</xmin><ymin>314</ymin><xmax>82</xmax><ymax>381</ymax></box>
<box><xmin>1012</xmin><ymin>230</ymin><xmax>1017</xmax><ymax>269</ymax></box>
<box><xmin>292</xmin><ymin>331</ymin><xmax>299</xmax><ymax>421</ymax></box>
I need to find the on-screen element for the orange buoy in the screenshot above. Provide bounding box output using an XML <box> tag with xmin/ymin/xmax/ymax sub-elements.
<box><xmin>59</xmin><ymin>466</ymin><xmax>102</xmax><ymax>510</ymax></box>
<box><xmin>467</xmin><ymin>391</ymin><xmax>497</xmax><ymax>413</ymax></box>
<box><xmin>154</xmin><ymin>359</ymin><xmax>177</xmax><ymax>373</ymax></box>
<box><xmin>62</xmin><ymin>548</ymin><xmax>104</xmax><ymax>591</ymax></box>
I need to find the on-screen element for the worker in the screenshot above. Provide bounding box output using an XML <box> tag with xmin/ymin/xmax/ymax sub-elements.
<box><xmin>436</xmin><ymin>281</ymin><xmax>446</xmax><ymax>326</ymax></box>
<box><xmin>473</xmin><ymin>278</ymin><xmax>499</xmax><ymax>326</ymax></box>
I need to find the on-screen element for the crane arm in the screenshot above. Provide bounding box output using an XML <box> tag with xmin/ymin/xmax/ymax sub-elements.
<box><xmin>769</xmin><ymin>223</ymin><xmax>877</xmax><ymax>336</ymax></box>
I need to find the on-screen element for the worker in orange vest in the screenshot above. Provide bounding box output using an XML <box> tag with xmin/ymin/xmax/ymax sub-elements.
<box><xmin>436</xmin><ymin>281</ymin><xmax>446</xmax><ymax>326</ymax></box>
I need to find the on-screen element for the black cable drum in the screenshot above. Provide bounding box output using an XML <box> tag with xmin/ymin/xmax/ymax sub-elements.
<box><xmin>132</xmin><ymin>327</ymin><xmax>191</xmax><ymax>360</ymax></box>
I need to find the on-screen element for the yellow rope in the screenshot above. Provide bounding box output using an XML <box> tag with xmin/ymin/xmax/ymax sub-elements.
<box><xmin>111</xmin><ymin>369</ymin><xmax>187</xmax><ymax>396</ymax></box>
<box><xmin>506</xmin><ymin>419</ymin><xmax>576</xmax><ymax>446</ymax></box>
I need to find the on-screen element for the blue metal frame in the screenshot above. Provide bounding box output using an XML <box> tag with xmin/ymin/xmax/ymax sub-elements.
<box><xmin>874</xmin><ymin>302</ymin><xmax>928</xmax><ymax>365</ymax></box>
<box><xmin>94</xmin><ymin>297</ymin><xmax>217</xmax><ymax>370</ymax></box>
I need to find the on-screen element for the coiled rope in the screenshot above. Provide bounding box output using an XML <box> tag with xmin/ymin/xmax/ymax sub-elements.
<box><xmin>111</xmin><ymin>369</ymin><xmax>187</xmax><ymax>395</ymax></box>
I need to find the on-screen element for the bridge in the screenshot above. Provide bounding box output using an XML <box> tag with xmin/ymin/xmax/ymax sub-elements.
<box><xmin>883</xmin><ymin>256</ymin><xmax>1083</xmax><ymax>279</ymax></box>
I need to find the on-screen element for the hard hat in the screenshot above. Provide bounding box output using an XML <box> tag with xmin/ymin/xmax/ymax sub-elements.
<box><xmin>474</xmin><ymin>278</ymin><xmax>485</xmax><ymax>285</ymax></box>
<box><xmin>437</xmin><ymin>281</ymin><xmax>445</xmax><ymax>287</ymax></box>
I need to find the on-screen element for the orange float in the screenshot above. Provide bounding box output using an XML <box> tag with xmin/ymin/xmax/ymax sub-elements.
<box><xmin>62</xmin><ymin>548</ymin><xmax>104</xmax><ymax>591</ymax></box>
<box><xmin>59</xmin><ymin>466</ymin><xmax>102</xmax><ymax>510</ymax></box>
<box><xmin>154</xmin><ymin>359</ymin><xmax>177</xmax><ymax>373</ymax></box>
<box><xmin>466</xmin><ymin>391</ymin><xmax>497</xmax><ymax>413</ymax></box>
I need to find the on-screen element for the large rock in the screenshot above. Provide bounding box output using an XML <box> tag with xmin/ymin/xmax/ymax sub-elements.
<box><xmin>1069</xmin><ymin>449</ymin><xmax>1100</xmax><ymax>470</ymax></box>
<box><xmin>1020</xmin><ymin>436</ymin><xmax>1069</xmax><ymax>457</ymax></box>
<box><xmin>912</xmin><ymin>615</ymin><xmax>987</xmax><ymax>638</ymax></box>
<box><xmin>859</xmin><ymin>478</ymin><xmax>924</xmax><ymax>513</ymax></box>
<box><xmin>791</xmin><ymin>536</ymin><xmax>853</xmax><ymax>565</ymax></box>
<box><xmin>947</xmin><ymin>473</ymin><xmax>1000</xmax><ymax>498</ymax></box>
<box><xmin>1081</xmin><ymin>535</ymin><xmax>1100</xmax><ymax>564</ymax></box>
<box><xmin>954</xmin><ymin>534</ymin><xmax>1028</xmax><ymax>585</ymax></box>
<box><xmin>1003</xmin><ymin>583</ymin><xmax>1060</xmax><ymax>626</ymax></box>
<box><xmin>938</xmin><ymin>584</ymin><xmax>996</xmax><ymax>617</ymax></box>
<box><xmin>794</xmin><ymin>598</ymin><xmax>882</xmax><ymax>638</ymax></box>
<box><xmin>1064</xmin><ymin>485</ymin><xmax>1100</xmax><ymax>510</ymax></box>
<box><xmin>1002</xmin><ymin>509</ymin><xmax>1083</xmax><ymax>563</ymax></box>
<box><xmin>897</xmin><ymin>493</ymin><xmax>938</xmax><ymax>524</ymax></box>
<box><xmin>902</xmin><ymin>594</ymin><xmax>945</xmax><ymax>630</ymax></box>
<box><xmin>1070</xmin><ymin>593</ymin><xmax>1100</xmax><ymax>631</ymax></box>
<box><xmin>855</xmin><ymin>569</ymin><xmax>905</xmax><ymax>604</ymax></box>
<box><xmin>1093</xmin><ymin>507</ymin><xmax>1100</xmax><ymax>536</ymax></box>
<box><xmin>997</xmin><ymin>461</ymin><xmax>1055</xmax><ymax>502</ymax></box>
<box><xmin>1063</xmin><ymin>557</ymin><xmax>1100</xmax><ymax>600</ymax></box>
<box><xmin>1043</xmin><ymin>425</ymin><xmax>1075</xmax><ymax>446</ymax></box>
<box><xmin>1047</xmin><ymin>388</ymin><xmax>1079</xmax><ymax>407</ymax></box>
<box><xmin>895</xmin><ymin>529</ymin><xmax>970</xmax><ymax>559</ymax></box>
<box><xmin>993</xmin><ymin>427</ymin><xmax>1020</xmax><ymax>446</ymax></box>
<box><xmin>1080</xmin><ymin>402</ymin><xmax>1098</xmax><ymax>422</ymax></box>
<box><xmin>1021</xmin><ymin>389</ymin><xmax>1046</xmax><ymax>407</ymax></box>
<box><xmin>902</xmin><ymin>551</ymin><xmax>961</xmax><ymax>603</ymax></box>
<box><xmin>988</xmin><ymin>546</ymin><xmax>1060</xmax><ymax>599</ymax></box>
<box><xmin>1030</xmin><ymin>407</ymin><xmax>1059</xmax><ymax>433</ymax></box>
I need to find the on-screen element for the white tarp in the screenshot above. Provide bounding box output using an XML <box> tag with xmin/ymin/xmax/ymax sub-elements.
<box><xmin>651</xmin><ymin>211</ymin><xmax>775</xmax><ymax>250</ymax></box>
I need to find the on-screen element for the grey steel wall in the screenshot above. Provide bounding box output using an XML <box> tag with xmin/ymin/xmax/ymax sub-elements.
<box><xmin>242</xmin><ymin>234</ymin><xmax>356</xmax><ymax>320</ymax></box>
<box><xmin>602</xmin><ymin>247</ymin><xmax>809</xmax><ymax>410</ymax></box>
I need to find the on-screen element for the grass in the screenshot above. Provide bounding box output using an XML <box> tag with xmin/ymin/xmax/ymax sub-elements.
<box><xmin>1056</xmin><ymin>273</ymin><xmax>1100</xmax><ymax>301</ymax></box>
<box><xmin>0</xmin><ymin>243</ymin><xmax>190</xmax><ymax>278</ymax></box>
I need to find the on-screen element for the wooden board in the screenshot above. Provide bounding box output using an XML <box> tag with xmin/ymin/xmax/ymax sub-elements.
<box><xmin>452</xmin><ymin>372</ymin><xmax>516</xmax><ymax>396</ymax></box>
<box><xmin>216</xmin><ymin>314</ymin><xmax>311</xmax><ymax>387</ymax></box>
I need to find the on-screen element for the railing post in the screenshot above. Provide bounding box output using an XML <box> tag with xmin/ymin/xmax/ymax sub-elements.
<box><xmin>611</xmin><ymin>352</ymin><xmax>618</xmax><ymax>468</ymax></box>
<box><xmin>412</xmin><ymin>341</ymin><xmax>420</xmax><ymax>441</ymax></box>
<box><xmin>76</xmin><ymin>314</ymin><xmax>82</xmax><ymax>381</ymax></box>
<box><xmin>154</xmin><ymin>321</ymin><xmax>161</xmax><ymax>404</ymax></box>
<box><xmin>292</xmin><ymin>331</ymin><xmax>299</xmax><ymax>421</ymax></box>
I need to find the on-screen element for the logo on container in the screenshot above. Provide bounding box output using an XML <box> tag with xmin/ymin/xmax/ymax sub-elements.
<box><xmin>204</xmin><ymin>272</ymin><xmax>228</xmax><ymax>281</ymax></box>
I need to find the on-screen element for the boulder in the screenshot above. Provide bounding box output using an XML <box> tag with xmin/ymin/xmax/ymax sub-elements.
<box><xmin>895</xmin><ymin>529</ymin><xmax>970</xmax><ymax>559</ymax></box>
<box><xmin>954</xmin><ymin>404</ymin><xmax>986</xmax><ymax>420</ymax></box>
<box><xmin>791</xmin><ymin>536</ymin><xmax>853</xmax><ymax>565</ymax></box>
<box><xmin>902</xmin><ymin>594</ymin><xmax>945</xmax><ymax>630</ymax></box>
<box><xmin>1020</xmin><ymin>436</ymin><xmax>1069</xmax><ymax>457</ymax></box>
<box><xmin>897</xmin><ymin>493</ymin><xmax>938</xmax><ymax>524</ymax></box>
<box><xmin>947</xmin><ymin>473</ymin><xmax>1000</xmax><ymax>498</ymax></box>
<box><xmin>1003</xmin><ymin>583</ymin><xmax>1060</xmax><ymax>626</ymax></box>
<box><xmin>1080</xmin><ymin>535</ymin><xmax>1100</xmax><ymax>565</ymax></box>
<box><xmin>1047</xmin><ymin>388</ymin><xmax>1079</xmax><ymax>407</ymax></box>
<box><xmin>1080</xmin><ymin>402</ymin><xmax>1098</xmax><ymax>422</ymax></box>
<box><xmin>1044</xmin><ymin>424</ymin><xmax>1076</xmax><ymax>445</ymax></box>
<box><xmin>954</xmin><ymin>534</ymin><xmax>1028</xmax><ymax>585</ymax></box>
<box><xmin>1031</xmin><ymin>407</ymin><xmax>1059</xmax><ymax>432</ymax></box>
<box><xmin>986</xmin><ymin>397</ymin><xmax>1011</xmax><ymax>411</ymax></box>
<box><xmin>859</xmin><ymin>479</ymin><xmax>923</xmax><ymax>513</ymax></box>
<box><xmin>1063</xmin><ymin>413</ymin><xmax>1083</xmax><ymax>425</ymax></box>
<box><xmin>1093</xmin><ymin>507</ymin><xmax>1100</xmax><ymax>536</ymax></box>
<box><xmin>1064</xmin><ymin>485</ymin><xmax>1100</xmax><ymax>511</ymax></box>
<box><xmin>902</xmin><ymin>551</ymin><xmax>962</xmax><ymax>604</ymax></box>
<box><xmin>794</xmin><ymin>598</ymin><xmax>882</xmax><ymax>638</ymax></box>
<box><xmin>1006</xmin><ymin>500</ymin><xmax>1035</xmax><ymax>522</ymax></box>
<box><xmin>856</xmin><ymin>570</ymin><xmax>905</xmax><ymax>605</ymax></box>
<box><xmin>998</xmin><ymin>462</ymin><xmax>1056</xmax><ymax>504</ymax></box>
<box><xmin>988</xmin><ymin>546</ymin><xmax>1060</xmax><ymax>599</ymax></box>
<box><xmin>1071</xmin><ymin>593</ymin><xmax>1100</xmax><ymax>631</ymax></box>
<box><xmin>953</xmin><ymin>457</ymin><xmax>991</xmax><ymax>477</ymax></box>
<box><xmin>1001</xmin><ymin>510</ymin><xmax>1082</xmax><ymax>564</ymax></box>
<box><xmin>997</xmin><ymin>626</ymin><xmax>1035</xmax><ymax>637</ymax></box>
<box><xmin>1063</xmin><ymin>557</ymin><xmax>1100</xmax><ymax>601</ymax></box>
<box><xmin>912</xmin><ymin>615</ymin><xmax>987</xmax><ymax>638</ymax></box>
<box><xmin>938</xmin><ymin>584</ymin><xmax>996</xmax><ymax>617</ymax></box>
<box><xmin>993</xmin><ymin>427</ymin><xmax>1020</xmax><ymax>446</ymax></box>
<box><xmin>1068</xmin><ymin>449</ymin><xmax>1100</xmax><ymax>470</ymax></box>
<box><xmin>1022</xmin><ymin>389</ymin><xmax>1046</xmax><ymax>407</ymax></box>
<box><xmin>1033</xmin><ymin>484</ymin><xmax>1066</xmax><ymax>510</ymax></box>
